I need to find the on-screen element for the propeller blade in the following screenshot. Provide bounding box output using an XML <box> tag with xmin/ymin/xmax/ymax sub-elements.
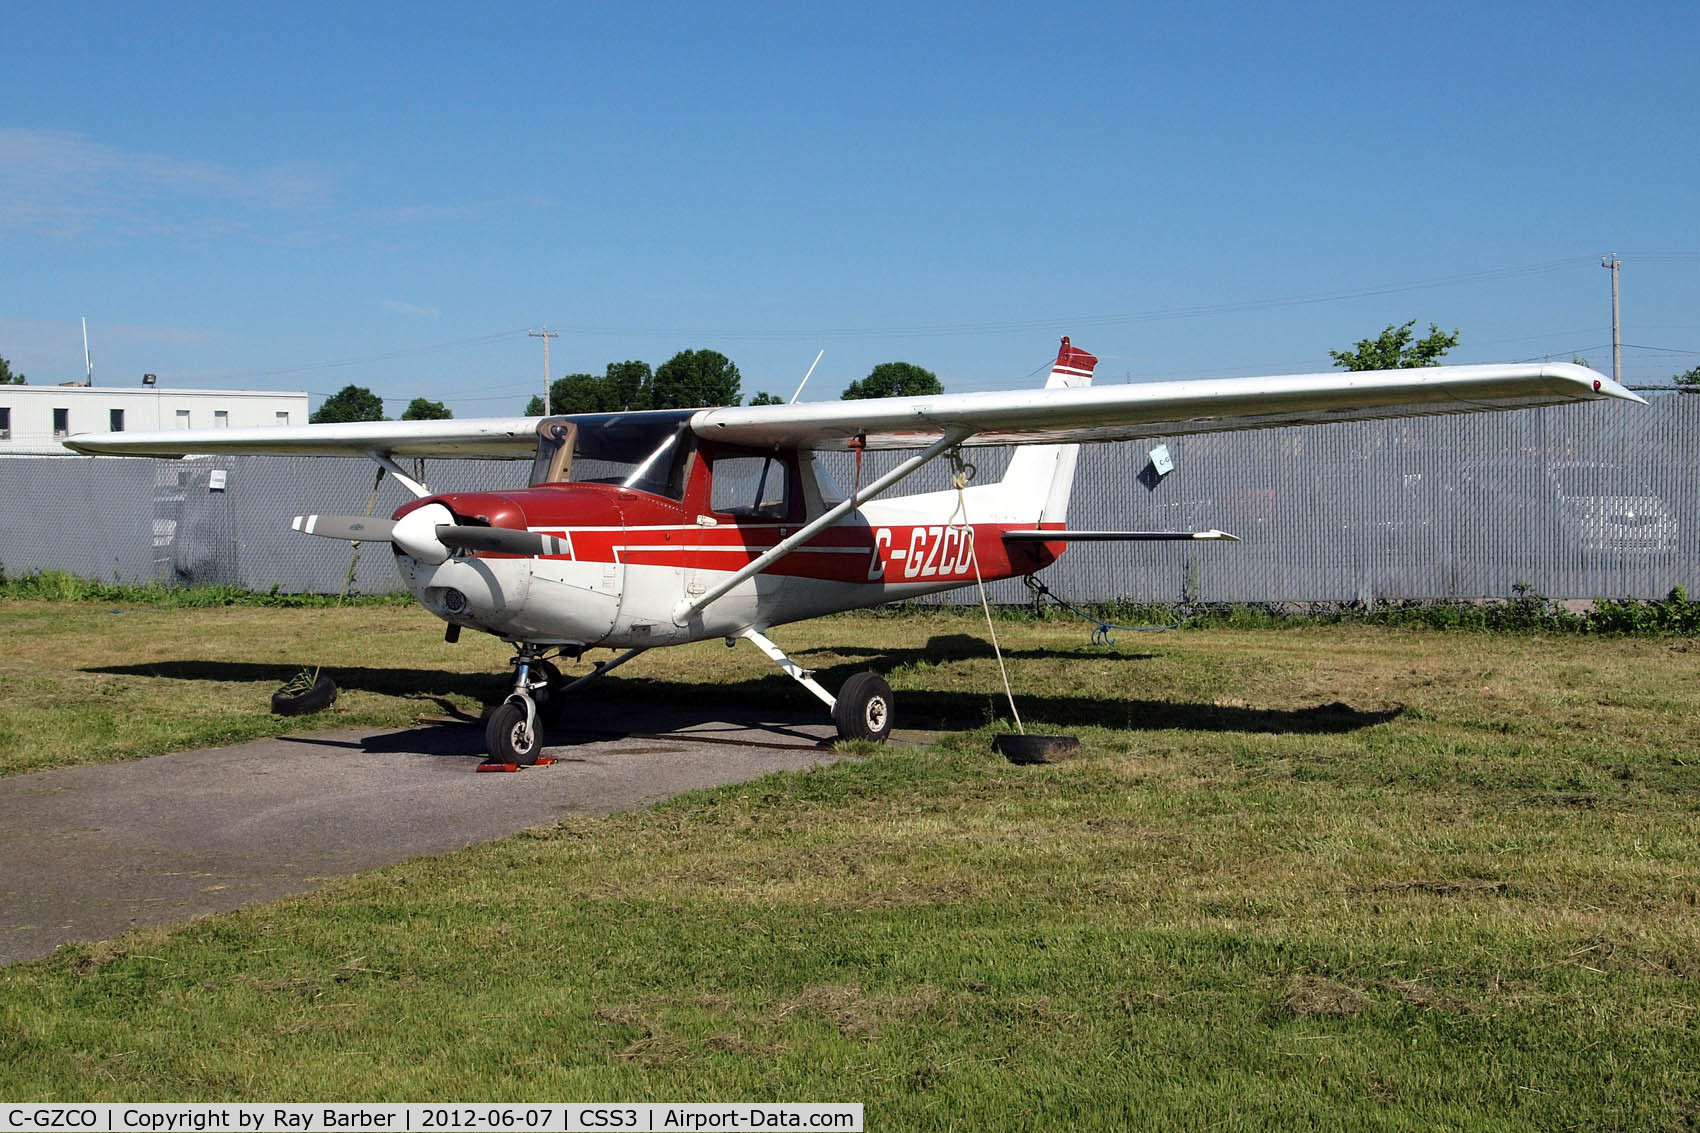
<box><xmin>291</xmin><ymin>514</ymin><xmax>399</xmax><ymax>542</ymax></box>
<box><xmin>435</xmin><ymin>525</ymin><xmax>567</xmax><ymax>557</ymax></box>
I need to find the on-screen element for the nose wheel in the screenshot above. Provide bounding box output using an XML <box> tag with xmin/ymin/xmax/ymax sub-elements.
<box><xmin>479</xmin><ymin>644</ymin><xmax>562</xmax><ymax>771</ymax></box>
<box><xmin>484</xmin><ymin>699</ymin><xmax>544</xmax><ymax>767</ymax></box>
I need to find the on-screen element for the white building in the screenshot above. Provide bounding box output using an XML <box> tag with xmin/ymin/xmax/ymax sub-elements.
<box><xmin>0</xmin><ymin>384</ymin><xmax>311</xmax><ymax>455</ymax></box>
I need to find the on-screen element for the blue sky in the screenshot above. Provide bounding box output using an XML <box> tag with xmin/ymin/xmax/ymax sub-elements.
<box><xmin>3</xmin><ymin>0</ymin><xmax>1696</xmax><ymax>414</ymax></box>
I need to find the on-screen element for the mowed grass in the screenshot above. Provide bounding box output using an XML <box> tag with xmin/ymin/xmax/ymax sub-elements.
<box><xmin>1</xmin><ymin>601</ymin><xmax>1699</xmax><ymax>1126</ymax></box>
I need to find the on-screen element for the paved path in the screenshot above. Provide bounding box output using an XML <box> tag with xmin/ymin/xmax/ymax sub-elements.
<box><xmin>0</xmin><ymin>709</ymin><xmax>893</xmax><ymax>965</ymax></box>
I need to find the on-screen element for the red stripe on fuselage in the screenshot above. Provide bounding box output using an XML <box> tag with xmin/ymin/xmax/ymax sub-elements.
<box><xmin>530</xmin><ymin>522</ymin><xmax>1061</xmax><ymax>584</ymax></box>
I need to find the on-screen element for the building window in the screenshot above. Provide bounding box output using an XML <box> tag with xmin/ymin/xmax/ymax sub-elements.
<box><xmin>110</xmin><ymin>409</ymin><xmax>125</xmax><ymax>432</ymax></box>
<box><xmin>53</xmin><ymin>408</ymin><xmax>69</xmax><ymax>438</ymax></box>
<box><xmin>0</xmin><ymin>407</ymin><xmax>10</xmax><ymax>440</ymax></box>
<box><xmin>214</xmin><ymin>410</ymin><xmax>229</xmax><ymax>428</ymax></box>
<box><xmin>175</xmin><ymin>409</ymin><xmax>190</xmax><ymax>429</ymax></box>
<box><xmin>276</xmin><ymin>411</ymin><xmax>290</xmax><ymax>425</ymax></box>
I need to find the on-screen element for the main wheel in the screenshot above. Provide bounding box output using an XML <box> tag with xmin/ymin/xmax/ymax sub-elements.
<box><xmin>833</xmin><ymin>672</ymin><xmax>894</xmax><ymax>742</ymax></box>
<box><xmin>485</xmin><ymin>699</ymin><xmax>543</xmax><ymax>766</ymax></box>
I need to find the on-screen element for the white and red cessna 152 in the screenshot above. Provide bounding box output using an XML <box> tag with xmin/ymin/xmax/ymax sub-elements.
<box><xmin>67</xmin><ymin>338</ymin><xmax>1639</xmax><ymax>765</ymax></box>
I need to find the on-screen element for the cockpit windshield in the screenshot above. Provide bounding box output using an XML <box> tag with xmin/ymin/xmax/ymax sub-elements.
<box><xmin>528</xmin><ymin>410</ymin><xmax>696</xmax><ymax>499</ymax></box>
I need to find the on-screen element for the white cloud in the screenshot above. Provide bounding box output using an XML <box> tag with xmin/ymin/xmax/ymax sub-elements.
<box><xmin>0</xmin><ymin>128</ymin><xmax>340</xmax><ymax>237</ymax></box>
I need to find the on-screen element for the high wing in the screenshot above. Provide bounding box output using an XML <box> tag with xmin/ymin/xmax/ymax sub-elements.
<box><xmin>690</xmin><ymin>363</ymin><xmax>1642</xmax><ymax>451</ymax></box>
<box><xmin>63</xmin><ymin>362</ymin><xmax>1640</xmax><ymax>461</ymax></box>
<box><xmin>62</xmin><ymin>416</ymin><xmax>543</xmax><ymax>459</ymax></box>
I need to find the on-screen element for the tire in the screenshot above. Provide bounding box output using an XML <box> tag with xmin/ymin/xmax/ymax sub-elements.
<box><xmin>833</xmin><ymin>672</ymin><xmax>894</xmax><ymax>743</ymax></box>
<box><xmin>993</xmin><ymin>733</ymin><xmax>1080</xmax><ymax>764</ymax></box>
<box><xmin>271</xmin><ymin>675</ymin><xmax>337</xmax><ymax>717</ymax></box>
<box><xmin>484</xmin><ymin>699</ymin><xmax>543</xmax><ymax>766</ymax></box>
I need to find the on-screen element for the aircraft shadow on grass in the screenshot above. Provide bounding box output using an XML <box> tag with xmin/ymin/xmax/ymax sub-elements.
<box><xmin>796</xmin><ymin>632</ymin><xmax>1160</xmax><ymax>664</ymax></box>
<box><xmin>89</xmin><ymin>635</ymin><xmax>1401</xmax><ymax>740</ymax></box>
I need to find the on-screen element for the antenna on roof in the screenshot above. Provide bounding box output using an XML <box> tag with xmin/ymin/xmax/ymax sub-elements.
<box><xmin>82</xmin><ymin>317</ymin><xmax>94</xmax><ymax>386</ymax></box>
<box><xmin>789</xmin><ymin>349</ymin><xmax>824</xmax><ymax>404</ymax></box>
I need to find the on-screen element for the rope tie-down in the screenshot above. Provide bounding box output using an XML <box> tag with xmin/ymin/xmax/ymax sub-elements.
<box><xmin>945</xmin><ymin>451</ymin><xmax>1078</xmax><ymax>765</ymax></box>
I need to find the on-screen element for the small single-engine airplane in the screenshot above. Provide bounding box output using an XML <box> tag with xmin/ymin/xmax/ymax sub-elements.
<box><xmin>67</xmin><ymin>338</ymin><xmax>1640</xmax><ymax>765</ymax></box>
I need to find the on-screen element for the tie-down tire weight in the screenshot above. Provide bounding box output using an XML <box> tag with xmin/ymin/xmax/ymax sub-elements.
<box><xmin>833</xmin><ymin>672</ymin><xmax>894</xmax><ymax>742</ymax></box>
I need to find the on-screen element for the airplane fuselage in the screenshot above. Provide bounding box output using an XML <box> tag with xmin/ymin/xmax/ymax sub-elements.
<box><xmin>393</xmin><ymin>480</ymin><xmax>1063</xmax><ymax>647</ymax></box>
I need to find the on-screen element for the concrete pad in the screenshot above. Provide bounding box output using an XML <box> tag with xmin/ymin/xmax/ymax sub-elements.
<box><xmin>0</xmin><ymin>709</ymin><xmax>902</xmax><ymax>966</ymax></box>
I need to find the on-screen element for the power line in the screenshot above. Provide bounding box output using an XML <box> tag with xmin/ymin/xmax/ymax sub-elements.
<box><xmin>200</xmin><ymin>328</ymin><xmax>533</xmax><ymax>382</ymax></box>
<box><xmin>544</xmin><ymin>257</ymin><xmax>1596</xmax><ymax>341</ymax></box>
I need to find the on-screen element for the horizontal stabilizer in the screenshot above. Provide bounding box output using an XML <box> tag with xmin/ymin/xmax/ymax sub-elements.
<box><xmin>1002</xmin><ymin>529</ymin><xmax>1240</xmax><ymax>542</ymax></box>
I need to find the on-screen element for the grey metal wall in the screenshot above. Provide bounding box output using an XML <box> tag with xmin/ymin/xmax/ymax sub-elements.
<box><xmin>4</xmin><ymin>395</ymin><xmax>1694</xmax><ymax>602</ymax></box>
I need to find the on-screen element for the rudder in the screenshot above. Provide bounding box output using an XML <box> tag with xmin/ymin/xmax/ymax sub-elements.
<box><xmin>997</xmin><ymin>337</ymin><xmax>1098</xmax><ymax>523</ymax></box>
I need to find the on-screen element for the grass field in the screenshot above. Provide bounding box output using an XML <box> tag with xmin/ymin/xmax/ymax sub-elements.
<box><xmin>2</xmin><ymin>600</ymin><xmax>1698</xmax><ymax>1126</ymax></box>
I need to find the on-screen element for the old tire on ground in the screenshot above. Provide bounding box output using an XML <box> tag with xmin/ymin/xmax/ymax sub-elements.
<box><xmin>833</xmin><ymin>672</ymin><xmax>894</xmax><ymax>743</ymax></box>
<box><xmin>485</xmin><ymin>700</ymin><xmax>543</xmax><ymax>766</ymax></box>
<box><xmin>993</xmin><ymin>734</ymin><xmax>1080</xmax><ymax>764</ymax></box>
<box><xmin>271</xmin><ymin>675</ymin><xmax>337</xmax><ymax>717</ymax></box>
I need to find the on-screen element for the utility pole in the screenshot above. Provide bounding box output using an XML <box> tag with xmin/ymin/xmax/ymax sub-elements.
<box><xmin>529</xmin><ymin>327</ymin><xmax>558</xmax><ymax>415</ymax></box>
<box><xmin>1601</xmin><ymin>254</ymin><xmax>1621</xmax><ymax>385</ymax></box>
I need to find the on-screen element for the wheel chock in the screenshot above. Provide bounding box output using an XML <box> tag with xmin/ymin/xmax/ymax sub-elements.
<box><xmin>476</xmin><ymin>755</ymin><xmax>556</xmax><ymax>773</ymax></box>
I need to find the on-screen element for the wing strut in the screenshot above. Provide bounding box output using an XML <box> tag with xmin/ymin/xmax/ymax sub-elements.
<box><xmin>670</xmin><ymin>428</ymin><xmax>971</xmax><ymax>625</ymax></box>
<box><xmin>363</xmin><ymin>449</ymin><xmax>432</xmax><ymax>498</ymax></box>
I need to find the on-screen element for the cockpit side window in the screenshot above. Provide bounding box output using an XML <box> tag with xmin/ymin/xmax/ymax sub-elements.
<box><xmin>706</xmin><ymin>448</ymin><xmax>799</xmax><ymax>521</ymax></box>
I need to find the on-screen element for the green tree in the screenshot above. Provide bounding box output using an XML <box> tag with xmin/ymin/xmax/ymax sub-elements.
<box><xmin>0</xmin><ymin>355</ymin><xmax>25</xmax><ymax>384</ymax></box>
<box><xmin>602</xmin><ymin>360</ymin><xmax>654</xmax><ymax>412</ymax></box>
<box><xmin>1674</xmin><ymin>365</ymin><xmax>1700</xmax><ymax>388</ymax></box>
<box><xmin>842</xmin><ymin>361</ymin><xmax>944</xmax><ymax>399</ymax></box>
<box><xmin>401</xmin><ymin>397</ymin><xmax>452</xmax><ymax>420</ymax></box>
<box><xmin>310</xmin><ymin>385</ymin><xmax>386</xmax><ymax>423</ymax></box>
<box><xmin>526</xmin><ymin>372</ymin><xmax>602</xmax><ymax>416</ymax></box>
<box><xmin>652</xmin><ymin>349</ymin><xmax>741</xmax><ymax>409</ymax></box>
<box><xmin>1329</xmin><ymin>321</ymin><xmax>1460</xmax><ymax>371</ymax></box>
<box><xmin>525</xmin><ymin>361</ymin><xmax>657</xmax><ymax>415</ymax></box>
<box><xmin>747</xmin><ymin>391</ymin><xmax>784</xmax><ymax>405</ymax></box>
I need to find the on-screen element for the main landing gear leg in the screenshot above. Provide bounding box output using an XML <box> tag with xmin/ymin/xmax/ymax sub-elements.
<box><xmin>740</xmin><ymin>628</ymin><xmax>895</xmax><ymax>744</ymax></box>
<box><xmin>481</xmin><ymin>643</ymin><xmax>558</xmax><ymax>772</ymax></box>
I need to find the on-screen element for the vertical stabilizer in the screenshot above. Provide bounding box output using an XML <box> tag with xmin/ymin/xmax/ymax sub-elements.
<box><xmin>996</xmin><ymin>337</ymin><xmax>1098</xmax><ymax>523</ymax></box>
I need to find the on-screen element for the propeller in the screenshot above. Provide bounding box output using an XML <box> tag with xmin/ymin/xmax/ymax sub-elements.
<box><xmin>291</xmin><ymin>508</ymin><xmax>563</xmax><ymax>562</ymax></box>
<box><xmin>435</xmin><ymin>525</ymin><xmax>557</xmax><ymax>557</ymax></box>
<box><xmin>291</xmin><ymin>514</ymin><xmax>399</xmax><ymax>541</ymax></box>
